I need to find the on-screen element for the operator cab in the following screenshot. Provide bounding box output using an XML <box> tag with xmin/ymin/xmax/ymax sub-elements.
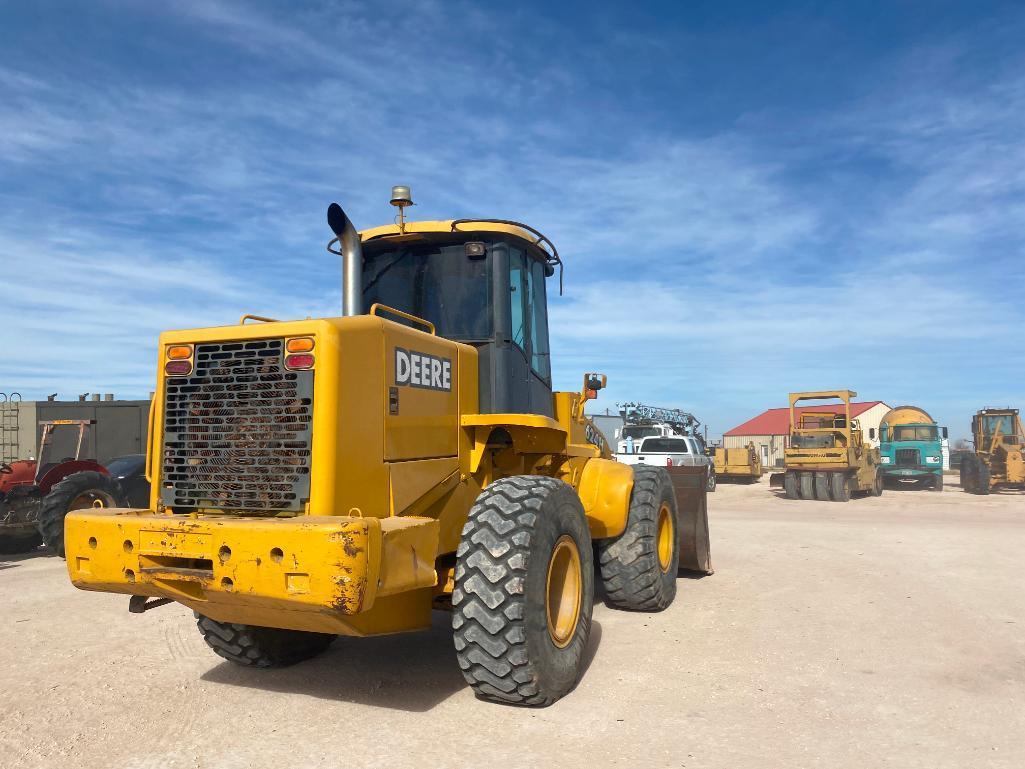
<box><xmin>348</xmin><ymin>189</ymin><xmax>560</xmax><ymax>418</ymax></box>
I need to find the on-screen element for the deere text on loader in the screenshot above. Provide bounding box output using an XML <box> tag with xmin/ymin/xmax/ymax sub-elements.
<box><xmin>961</xmin><ymin>408</ymin><xmax>1025</xmax><ymax>494</ymax></box>
<box><xmin>774</xmin><ymin>390</ymin><xmax>883</xmax><ymax>502</ymax></box>
<box><xmin>64</xmin><ymin>187</ymin><xmax>712</xmax><ymax>706</ymax></box>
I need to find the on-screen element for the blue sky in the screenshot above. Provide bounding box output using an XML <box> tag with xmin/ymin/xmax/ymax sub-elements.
<box><xmin>2</xmin><ymin>1</ymin><xmax>1024</xmax><ymax>440</ymax></box>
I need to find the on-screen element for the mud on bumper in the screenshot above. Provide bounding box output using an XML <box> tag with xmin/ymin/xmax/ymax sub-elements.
<box><xmin>64</xmin><ymin>509</ymin><xmax>439</xmax><ymax>636</ymax></box>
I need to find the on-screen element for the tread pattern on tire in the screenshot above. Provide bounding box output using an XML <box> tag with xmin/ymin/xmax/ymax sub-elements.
<box><xmin>37</xmin><ymin>471</ymin><xmax>126</xmax><ymax>558</ymax></box>
<box><xmin>598</xmin><ymin>465</ymin><xmax>677</xmax><ymax>612</ymax></box>
<box><xmin>452</xmin><ymin>475</ymin><xmax>588</xmax><ymax>706</ymax></box>
<box><xmin>195</xmin><ymin>613</ymin><xmax>334</xmax><ymax>668</ymax></box>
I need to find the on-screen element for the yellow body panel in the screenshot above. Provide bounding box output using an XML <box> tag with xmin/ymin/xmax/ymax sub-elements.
<box><xmin>66</xmin><ymin>313</ymin><xmax>632</xmax><ymax>635</ymax></box>
<box><xmin>712</xmin><ymin>444</ymin><xmax>763</xmax><ymax>479</ymax></box>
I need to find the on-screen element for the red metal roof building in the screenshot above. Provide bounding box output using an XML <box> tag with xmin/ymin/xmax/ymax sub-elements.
<box><xmin>725</xmin><ymin>401</ymin><xmax>884</xmax><ymax>437</ymax></box>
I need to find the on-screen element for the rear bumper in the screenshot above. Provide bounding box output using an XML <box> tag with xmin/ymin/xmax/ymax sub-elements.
<box><xmin>65</xmin><ymin>509</ymin><xmax>439</xmax><ymax>636</ymax></box>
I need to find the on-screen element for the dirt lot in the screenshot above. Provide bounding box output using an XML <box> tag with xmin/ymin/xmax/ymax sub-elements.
<box><xmin>2</xmin><ymin>476</ymin><xmax>1023</xmax><ymax>769</ymax></box>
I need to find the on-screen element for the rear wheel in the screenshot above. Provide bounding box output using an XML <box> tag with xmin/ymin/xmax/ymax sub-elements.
<box><xmin>799</xmin><ymin>472</ymin><xmax>814</xmax><ymax>500</ymax></box>
<box><xmin>195</xmin><ymin>614</ymin><xmax>335</xmax><ymax>668</ymax></box>
<box><xmin>453</xmin><ymin>476</ymin><xmax>593</xmax><ymax>706</ymax></box>
<box><xmin>931</xmin><ymin>474</ymin><xmax>944</xmax><ymax>492</ymax></box>
<box><xmin>598</xmin><ymin>465</ymin><xmax>679</xmax><ymax>612</ymax></box>
<box><xmin>37</xmin><ymin>471</ymin><xmax>126</xmax><ymax>557</ymax></box>
<box><xmin>783</xmin><ymin>471</ymin><xmax>799</xmax><ymax>499</ymax></box>
<box><xmin>830</xmin><ymin>472</ymin><xmax>850</xmax><ymax>502</ymax></box>
<box><xmin>814</xmin><ymin>472</ymin><xmax>831</xmax><ymax>501</ymax></box>
<box><xmin>706</xmin><ymin>468</ymin><xmax>716</xmax><ymax>493</ymax></box>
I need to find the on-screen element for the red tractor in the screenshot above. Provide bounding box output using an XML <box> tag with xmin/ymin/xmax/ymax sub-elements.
<box><xmin>0</xmin><ymin>420</ymin><xmax>126</xmax><ymax>555</ymax></box>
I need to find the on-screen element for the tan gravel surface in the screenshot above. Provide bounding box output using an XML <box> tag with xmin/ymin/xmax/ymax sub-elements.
<box><xmin>2</xmin><ymin>476</ymin><xmax>1022</xmax><ymax>769</ymax></box>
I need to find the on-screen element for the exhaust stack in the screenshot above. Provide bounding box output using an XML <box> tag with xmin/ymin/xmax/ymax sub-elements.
<box><xmin>327</xmin><ymin>203</ymin><xmax>363</xmax><ymax>316</ymax></box>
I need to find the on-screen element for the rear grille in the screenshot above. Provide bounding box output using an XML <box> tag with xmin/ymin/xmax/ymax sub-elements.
<box><xmin>161</xmin><ymin>339</ymin><xmax>313</xmax><ymax>512</ymax></box>
<box><xmin>896</xmin><ymin>448</ymin><xmax>920</xmax><ymax>467</ymax></box>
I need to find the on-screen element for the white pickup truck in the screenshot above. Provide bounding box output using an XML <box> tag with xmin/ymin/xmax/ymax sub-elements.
<box><xmin>615</xmin><ymin>435</ymin><xmax>716</xmax><ymax>492</ymax></box>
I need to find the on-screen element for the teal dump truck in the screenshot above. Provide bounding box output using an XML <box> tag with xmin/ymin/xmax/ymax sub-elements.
<box><xmin>875</xmin><ymin>406</ymin><xmax>947</xmax><ymax>491</ymax></box>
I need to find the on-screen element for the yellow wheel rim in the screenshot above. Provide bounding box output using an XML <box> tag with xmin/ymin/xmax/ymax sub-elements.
<box><xmin>546</xmin><ymin>535</ymin><xmax>583</xmax><ymax>648</ymax></box>
<box><xmin>657</xmin><ymin>503</ymin><xmax>674</xmax><ymax>573</ymax></box>
<box><xmin>69</xmin><ymin>491</ymin><xmax>114</xmax><ymax>511</ymax></box>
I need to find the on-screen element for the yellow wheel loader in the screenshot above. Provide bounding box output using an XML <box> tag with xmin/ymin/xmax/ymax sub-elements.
<box><xmin>961</xmin><ymin>408</ymin><xmax>1025</xmax><ymax>494</ymax></box>
<box><xmin>774</xmin><ymin>390</ymin><xmax>882</xmax><ymax>502</ymax></box>
<box><xmin>63</xmin><ymin>188</ymin><xmax>712</xmax><ymax>706</ymax></box>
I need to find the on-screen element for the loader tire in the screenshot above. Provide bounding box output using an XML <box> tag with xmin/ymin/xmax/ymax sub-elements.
<box><xmin>783</xmin><ymin>471</ymin><xmax>799</xmax><ymax>499</ymax></box>
<box><xmin>960</xmin><ymin>458</ymin><xmax>975</xmax><ymax>493</ymax></box>
<box><xmin>976</xmin><ymin>462</ymin><xmax>991</xmax><ymax>495</ymax></box>
<box><xmin>830</xmin><ymin>472</ymin><xmax>850</xmax><ymax>502</ymax></box>
<box><xmin>453</xmin><ymin>476</ymin><xmax>593</xmax><ymax>707</ymax></box>
<box><xmin>814</xmin><ymin>472</ymin><xmax>831</xmax><ymax>501</ymax></box>
<box><xmin>0</xmin><ymin>531</ymin><xmax>42</xmax><ymax>554</ymax></box>
<box><xmin>598</xmin><ymin>465</ymin><xmax>679</xmax><ymax>612</ymax></box>
<box><xmin>931</xmin><ymin>474</ymin><xmax>944</xmax><ymax>492</ymax></box>
<box><xmin>799</xmin><ymin>472</ymin><xmax>814</xmax><ymax>500</ymax></box>
<box><xmin>37</xmin><ymin>471</ymin><xmax>126</xmax><ymax>558</ymax></box>
<box><xmin>195</xmin><ymin>614</ymin><xmax>335</xmax><ymax>668</ymax></box>
<box><xmin>868</xmin><ymin>470</ymin><xmax>884</xmax><ymax>497</ymax></box>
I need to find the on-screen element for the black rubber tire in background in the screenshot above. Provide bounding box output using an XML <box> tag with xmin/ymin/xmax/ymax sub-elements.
<box><xmin>37</xmin><ymin>471</ymin><xmax>127</xmax><ymax>558</ymax></box>
<box><xmin>452</xmin><ymin>475</ymin><xmax>593</xmax><ymax>707</ymax></box>
<box><xmin>799</xmin><ymin>472</ymin><xmax>814</xmax><ymax>500</ymax></box>
<box><xmin>195</xmin><ymin>613</ymin><xmax>335</xmax><ymax>668</ymax></box>
<box><xmin>706</xmin><ymin>469</ymin><xmax>716</xmax><ymax>493</ymax></box>
<box><xmin>977</xmin><ymin>462</ymin><xmax>992</xmax><ymax>495</ymax></box>
<box><xmin>868</xmin><ymin>471</ymin><xmax>884</xmax><ymax>497</ymax></box>
<box><xmin>598</xmin><ymin>465</ymin><xmax>679</xmax><ymax>612</ymax></box>
<box><xmin>814</xmin><ymin>472</ymin><xmax>831</xmax><ymax>501</ymax></box>
<box><xmin>959</xmin><ymin>457</ymin><xmax>975</xmax><ymax>493</ymax></box>
<box><xmin>830</xmin><ymin>472</ymin><xmax>850</xmax><ymax>502</ymax></box>
<box><xmin>784</xmin><ymin>471</ymin><xmax>799</xmax><ymax>499</ymax></box>
<box><xmin>931</xmin><ymin>473</ymin><xmax>944</xmax><ymax>492</ymax></box>
<box><xmin>0</xmin><ymin>531</ymin><xmax>43</xmax><ymax>554</ymax></box>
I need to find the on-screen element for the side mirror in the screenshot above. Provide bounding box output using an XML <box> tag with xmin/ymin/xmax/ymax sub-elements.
<box><xmin>869</xmin><ymin>428</ymin><xmax>876</xmax><ymax>440</ymax></box>
<box><xmin>942</xmin><ymin>426</ymin><xmax>948</xmax><ymax>439</ymax></box>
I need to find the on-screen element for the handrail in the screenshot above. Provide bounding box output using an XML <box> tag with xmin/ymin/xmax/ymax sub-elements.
<box><xmin>145</xmin><ymin>395</ymin><xmax>156</xmax><ymax>484</ymax></box>
<box><xmin>369</xmin><ymin>303</ymin><xmax>436</xmax><ymax>335</ymax></box>
<box><xmin>239</xmin><ymin>314</ymin><xmax>282</xmax><ymax>324</ymax></box>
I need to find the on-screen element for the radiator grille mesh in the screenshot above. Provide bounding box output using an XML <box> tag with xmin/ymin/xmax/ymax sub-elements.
<box><xmin>895</xmin><ymin>448</ymin><xmax>920</xmax><ymax>467</ymax></box>
<box><xmin>160</xmin><ymin>339</ymin><xmax>313</xmax><ymax>512</ymax></box>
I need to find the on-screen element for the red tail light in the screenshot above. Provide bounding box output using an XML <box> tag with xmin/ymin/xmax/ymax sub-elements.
<box><xmin>284</xmin><ymin>353</ymin><xmax>315</xmax><ymax>370</ymax></box>
<box><xmin>165</xmin><ymin>360</ymin><xmax>192</xmax><ymax>377</ymax></box>
<box><xmin>666</xmin><ymin>457</ymin><xmax>673</xmax><ymax>467</ymax></box>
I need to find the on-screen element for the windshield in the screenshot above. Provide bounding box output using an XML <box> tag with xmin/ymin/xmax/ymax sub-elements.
<box><xmin>893</xmin><ymin>426</ymin><xmax>938</xmax><ymax>441</ymax></box>
<box><xmin>362</xmin><ymin>242</ymin><xmax>491</xmax><ymax>341</ymax></box>
<box><xmin>623</xmin><ymin>426</ymin><xmax>660</xmax><ymax>440</ymax></box>
<box><xmin>981</xmin><ymin>415</ymin><xmax>1016</xmax><ymax>436</ymax></box>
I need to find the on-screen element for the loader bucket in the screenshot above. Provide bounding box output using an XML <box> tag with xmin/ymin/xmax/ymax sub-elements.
<box><xmin>768</xmin><ymin>471</ymin><xmax>785</xmax><ymax>488</ymax></box>
<box><xmin>666</xmin><ymin>466</ymin><xmax>713</xmax><ymax>575</ymax></box>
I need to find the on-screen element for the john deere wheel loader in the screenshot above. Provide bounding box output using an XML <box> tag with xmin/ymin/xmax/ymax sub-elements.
<box><xmin>774</xmin><ymin>390</ymin><xmax>883</xmax><ymax>502</ymax></box>
<box><xmin>63</xmin><ymin>187</ymin><xmax>712</xmax><ymax>706</ymax></box>
<box><xmin>961</xmin><ymin>408</ymin><xmax>1025</xmax><ymax>494</ymax></box>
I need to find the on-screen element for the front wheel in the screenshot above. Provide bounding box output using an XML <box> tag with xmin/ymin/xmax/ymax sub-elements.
<box><xmin>598</xmin><ymin>465</ymin><xmax>679</xmax><ymax>612</ymax></box>
<box><xmin>931</xmin><ymin>474</ymin><xmax>944</xmax><ymax>492</ymax></box>
<box><xmin>37</xmin><ymin>471</ymin><xmax>127</xmax><ymax>558</ymax></box>
<box><xmin>706</xmin><ymin>468</ymin><xmax>717</xmax><ymax>493</ymax></box>
<box><xmin>453</xmin><ymin>476</ymin><xmax>593</xmax><ymax>707</ymax></box>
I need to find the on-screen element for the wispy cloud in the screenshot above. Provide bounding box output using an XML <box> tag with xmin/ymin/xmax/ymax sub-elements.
<box><xmin>0</xmin><ymin>1</ymin><xmax>1023</xmax><ymax>441</ymax></box>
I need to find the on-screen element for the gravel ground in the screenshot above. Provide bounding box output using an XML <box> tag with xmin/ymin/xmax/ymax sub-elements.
<box><xmin>1</xmin><ymin>475</ymin><xmax>1023</xmax><ymax>769</ymax></box>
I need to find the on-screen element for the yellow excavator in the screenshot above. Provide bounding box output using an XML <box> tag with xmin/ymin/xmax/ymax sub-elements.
<box><xmin>62</xmin><ymin>187</ymin><xmax>712</xmax><ymax>706</ymax></box>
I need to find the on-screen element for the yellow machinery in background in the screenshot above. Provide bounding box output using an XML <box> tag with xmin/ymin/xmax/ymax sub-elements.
<box><xmin>961</xmin><ymin>408</ymin><xmax>1025</xmax><ymax>494</ymax></box>
<box><xmin>709</xmin><ymin>443</ymin><xmax>762</xmax><ymax>484</ymax></box>
<box><xmin>774</xmin><ymin>390</ymin><xmax>882</xmax><ymax>502</ymax></box>
<box><xmin>62</xmin><ymin>187</ymin><xmax>711</xmax><ymax>707</ymax></box>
